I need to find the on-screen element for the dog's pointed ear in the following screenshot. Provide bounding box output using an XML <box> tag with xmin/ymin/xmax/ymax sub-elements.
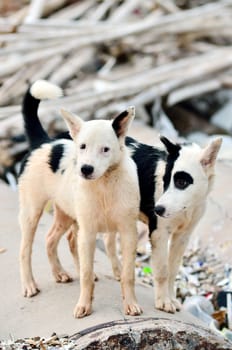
<box><xmin>200</xmin><ymin>138</ymin><xmax>222</xmax><ymax>171</ymax></box>
<box><xmin>160</xmin><ymin>136</ymin><xmax>181</xmax><ymax>155</ymax></box>
<box><xmin>112</xmin><ymin>106</ymin><xmax>135</xmax><ymax>138</ymax></box>
<box><xmin>60</xmin><ymin>108</ymin><xmax>83</xmax><ymax>139</ymax></box>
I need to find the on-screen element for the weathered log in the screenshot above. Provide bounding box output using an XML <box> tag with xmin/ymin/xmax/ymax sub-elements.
<box><xmin>50</xmin><ymin>0</ymin><xmax>96</xmax><ymax>20</ymax></box>
<box><xmin>71</xmin><ymin>317</ymin><xmax>232</xmax><ymax>349</ymax></box>
<box><xmin>24</xmin><ymin>0</ymin><xmax>46</xmax><ymax>24</ymax></box>
<box><xmin>49</xmin><ymin>47</ymin><xmax>95</xmax><ymax>86</ymax></box>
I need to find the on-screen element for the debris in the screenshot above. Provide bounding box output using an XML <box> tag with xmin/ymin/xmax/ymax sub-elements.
<box><xmin>222</xmin><ymin>328</ymin><xmax>232</xmax><ymax>342</ymax></box>
<box><xmin>183</xmin><ymin>295</ymin><xmax>219</xmax><ymax>329</ymax></box>
<box><xmin>0</xmin><ymin>333</ymin><xmax>77</xmax><ymax>350</ymax></box>
<box><xmin>135</xmin><ymin>240</ymin><xmax>232</xmax><ymax>341</ymax></box>
<box><xmin>212</xmin><ymin>310</ymin><xmax>227</xmax><ymax>329</ymax></box>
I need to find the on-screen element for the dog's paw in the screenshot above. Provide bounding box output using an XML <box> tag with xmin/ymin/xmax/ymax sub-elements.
<box><xmin>112</xmin><ymin>263</ymin><xmax>121</xmax><ymax>281</ymax></box>
<box><xmin>115</xmin><ymin>274</ymin><xmax>121</xmax><ymax>282</ymax></box>
<box><xmin>54</xmin><ymin>271</ymin><xmax>73</xmax><ymax>283</ymax></box>
<box><xmin>73</xmin><ymin>302</ymin><xmax>92</xmax><ymax>318</ymax></box>
<box><xmin>113</xmin><ymin>268</ymin><xmax>121</xmax><ymax>281</ymax></box>
<box><xmin>155</xmin><ymin>297</ymin><xmax>176</xmax><ymax>313</ymax></box>
<box><xmin>124</xmin><ymin>300</ymin><xmax>143</xmax><ymax>316</ymax></box>
<box><xmin>171</xmin><ymin>298</ymin><xmax>182</xmax><ymax>311</ymax></box>
<box><xmin>23</xmin><ymin>281</ymin><xmax>40</xmax><ymax>297</ymax></box>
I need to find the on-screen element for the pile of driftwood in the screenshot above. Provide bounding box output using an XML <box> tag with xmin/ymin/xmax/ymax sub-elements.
<box><xmin>1</xmin><ymin>0</ymin><xmax>232</xmax><ymax>181</ymax></box>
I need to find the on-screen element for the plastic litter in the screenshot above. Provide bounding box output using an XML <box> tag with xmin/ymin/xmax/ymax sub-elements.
<box><xmin>183</xmin><ymin>295</ymin><xmax>219</xmax><ymax>329</ymax></box>
<box><xmin>222</xmin><ymin>328</ymin><xmax>232</xmax><ymax>342</ymax></box>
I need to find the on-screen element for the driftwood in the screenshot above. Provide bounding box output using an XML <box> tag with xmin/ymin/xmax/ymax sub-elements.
<box><xmin>70</xmin><ymin>317</ymin><xmax>232</xmax><ymax>349</ymax></box>
<box><xmin>1</xmin><ymin>0</ymin><xmax>232</xmax><ymax>178</ymax></box>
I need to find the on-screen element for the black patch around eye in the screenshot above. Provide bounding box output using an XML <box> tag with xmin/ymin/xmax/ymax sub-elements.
<box><xmin>174</xmin><ymin>171</ymin><xmax>193</xmax><ymax>190</ymax></box>
<box><xmin>48</xmin><ymin>143</ymin><xmax>64</xmax><ymax>173</ymax></box>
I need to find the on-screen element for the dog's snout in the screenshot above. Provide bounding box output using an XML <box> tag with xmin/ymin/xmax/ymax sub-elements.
<box><xmin>81</xmin><ymin>164</ymin><xmax>94</xmax><ymax>177</ymax></box>
<box><xmin>155</xmin><ymin>205</ymin><xmax>165</xmax><ymax>217</ymax></box>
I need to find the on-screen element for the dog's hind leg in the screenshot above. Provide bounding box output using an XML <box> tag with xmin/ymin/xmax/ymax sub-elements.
<box><xmin>103</xmin><ymin>232</ymin><xmax>121</xmax><ymax>281</ymax></box>
<box><xmin>150</xmin><ymin>222</ymin><xmax>176</xmax><ymax>313</ymax></box>
<box><xmin>19</xmin><ymin>201</ymin><xmax>45</xmax><ymax>297</ymax></box>
<box><xmin>46</xmin><ymin>205</ymin><xmax>75</xmax><ymax>283</ymax></box>
<box><xmin>119</xmin><ymin>221</ymin><xmax>142</xmax><ymax>316</ymax></box>
<box><xmin>66</xmin><ymin>223</ymin><xmax>80</xmax><ymax>279</ymax></box>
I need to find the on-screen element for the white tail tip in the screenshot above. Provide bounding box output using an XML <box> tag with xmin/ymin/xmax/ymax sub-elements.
<box><xmin>30</xmin><ymin>80</ymin><xmax>63</xmax><ymax>100</ymax></box>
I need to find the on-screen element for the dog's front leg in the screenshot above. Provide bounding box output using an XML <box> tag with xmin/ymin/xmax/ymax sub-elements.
<box><xmin>168</xmin><ymin>229</ymin><xmax>193</xmax><ymax>311</ymax></box>
<box><xmin>119</xmin><ymin>223</ymin><xmax>142</xmax><ymax>316</ymax></box>
<box><xmin>73</xmin><ymin>226</ymin><xmax>96</xmax><ymax>318</ymax></box>
<box><xmin>103</xmin><ymin>232</ymin><xmax>121</xmax><ymax>281</ymax></box>
<box><xmin>150</xmin><ymin>222</ymin><xmax>176</xmax><ymax>313</ymax></box>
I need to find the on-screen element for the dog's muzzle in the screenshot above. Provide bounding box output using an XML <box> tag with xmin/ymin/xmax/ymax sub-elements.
<box><xmin>81</xmin><ymin>164</ymin><xmax>94</xmax><ymax>179</ymax></box>
<box><xmin>154</xmin><ymin>205</ymin><xmax>166</xmax><ymax>217</ymax></box>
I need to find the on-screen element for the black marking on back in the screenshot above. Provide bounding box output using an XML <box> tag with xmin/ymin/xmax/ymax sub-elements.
<box><xmin>22</xmin><ymin>86</ymin><xmax>50</xmax><ymax>150</ymax></box>
<box><xmin>126</xmin><ymin>137</ymin><xmax>166</xmax><ymax>235</ymax></box>
<box><xmin>18</xmin><ymin>153</ymin><xmax>30</xmax><ymax>177</ymax></box>
<box><xmin>160</xmin><ymin>137</ymin><xmax>181</xmax><ymax>192</ymax></box>
<box><xmin>48</xmin><ymin>143</ymin><xmax>65</xmax><ymax>173</ymax></box>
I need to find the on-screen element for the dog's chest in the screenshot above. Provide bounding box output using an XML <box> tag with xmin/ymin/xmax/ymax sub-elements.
<box><xmin>81</xmin><ymin>184</ymin><xmax>120</xmax><ymax>231</ymax></box>
<box><xmin>76</xmin><ymin>177</ymin><xmax>138</xmax><ymax>232</ymax></box>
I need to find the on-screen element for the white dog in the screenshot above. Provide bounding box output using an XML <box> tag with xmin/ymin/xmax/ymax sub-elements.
<box><xmin>18</xmin><ymin>80</ymin><xmax>142</xmax><ymax>318</ymax></box>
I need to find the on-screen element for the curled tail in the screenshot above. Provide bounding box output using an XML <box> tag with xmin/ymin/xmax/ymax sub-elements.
<box><xmin>22</xmin><ymin>80</ymin><xmax>63</xmax><ymax>150</ymax></box>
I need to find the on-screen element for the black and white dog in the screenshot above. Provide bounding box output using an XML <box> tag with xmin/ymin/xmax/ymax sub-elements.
<box><xmin>19</xmin><ymin>80</ymin><xmax>222</xmax><ymax>315</ymax></box>
<box><xmin>123</xmin><ymin>134</ymin><xmax>221</xmax><ymax>312</ymax></box>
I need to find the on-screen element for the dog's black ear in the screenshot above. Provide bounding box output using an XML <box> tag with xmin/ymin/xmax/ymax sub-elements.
<box><xmin>112</xmin><ymin>106</ymin><xmax>135</xmax><ymax>138</ymax></box>
<box><xmin>160</xmin><ymin>136</ymin><xmax>180</xmax><ymax>155</ymax></box>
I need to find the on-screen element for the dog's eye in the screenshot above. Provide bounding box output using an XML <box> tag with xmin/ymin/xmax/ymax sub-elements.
<box><xmin>174</xmin><ymin>171</ymin><xmax>193</xmax><ymax>190</ymax></box>
<box><xmin>175</xmin><ymin>178</ymin><xmax>189</xmax><ymax>190</ymax></box>
<box><xmin>80</xmin><ymin>144</ymin><xmax>86</xmax><ymax>150</ymax></box>
<box><xmin>102</xmin><ymin>147</ymin><xmax>110</xmax><ymax>153</ymax></box>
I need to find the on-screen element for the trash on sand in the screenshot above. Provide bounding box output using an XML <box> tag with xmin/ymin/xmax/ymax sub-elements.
<box><xmin>135</xmin><ymin>241</ymin><xmax>232</xmax><ymax>342</ymax></box>
<box><xmin>183</xmin><ymin>295</ymin><xmax>219</xmax><ymax>329</ymax></box>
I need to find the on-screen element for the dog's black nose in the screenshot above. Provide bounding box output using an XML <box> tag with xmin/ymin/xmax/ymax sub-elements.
<box><xmin>155</xmin><ymin>205</ymin><xmax>165</xmax><ymax>217</ymax></box>
<box><xmin>81</xmin><ymin>164</ymin><xmax>94</xmax><ymax>177</ymax></box>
